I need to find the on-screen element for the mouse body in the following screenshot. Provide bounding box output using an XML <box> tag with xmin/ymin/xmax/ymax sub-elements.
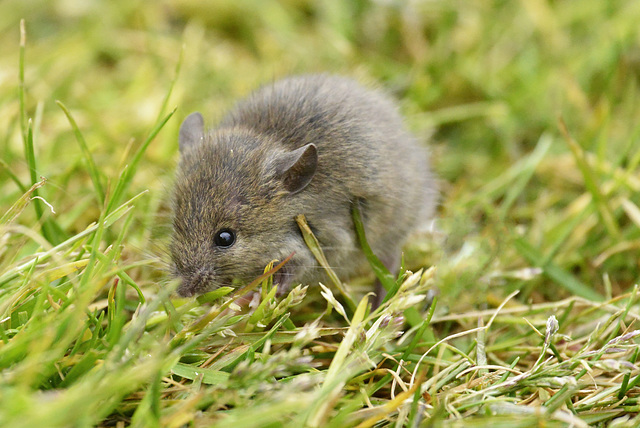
<box><xmin>171</xmin><ymin>74</ymin><xmax>436</xmax><ymax>298</ymax></box>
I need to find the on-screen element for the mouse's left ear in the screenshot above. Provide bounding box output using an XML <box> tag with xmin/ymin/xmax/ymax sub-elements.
<box><xmin>274</xmin><ymin>143</ymin><xmax>318</xmax><ymax>193</ymax></box>
<box><xmin>179</xmin><ymin>112</ymin><xmax>204</xmax><ymax>153</ymax></box>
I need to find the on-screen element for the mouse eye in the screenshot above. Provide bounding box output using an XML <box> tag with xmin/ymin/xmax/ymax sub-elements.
<box><xmin>214</xmin><ymin>228</ymin><xmax>236</xmax><ymax>248</ymax></box>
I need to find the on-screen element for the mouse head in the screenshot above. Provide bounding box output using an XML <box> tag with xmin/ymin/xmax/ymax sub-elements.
<box><xmin>170</xmin><ymin>112</ymin><xmax>318</xmax><ymax>296</ymax></box>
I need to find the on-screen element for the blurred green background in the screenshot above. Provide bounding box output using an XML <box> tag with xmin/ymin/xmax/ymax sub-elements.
<box><xmin>1</xmin><ymin>0</ymin><xmax>640</xmax><ymax>307</ymax></box>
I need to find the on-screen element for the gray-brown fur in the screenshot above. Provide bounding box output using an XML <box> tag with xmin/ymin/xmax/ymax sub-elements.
<box><xmin>171</xmin><ymin>74</ymin><xmax>436</xmax><ymax>297</ymax></box>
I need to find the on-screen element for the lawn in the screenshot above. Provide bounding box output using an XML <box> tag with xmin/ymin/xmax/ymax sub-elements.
<box><xmin>1</xmin><ymin>0</ymin><xmax>640</xmax><ymax>426</ymax></box>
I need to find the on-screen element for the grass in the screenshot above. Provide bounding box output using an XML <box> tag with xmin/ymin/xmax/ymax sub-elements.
<box><xmin>1</xmin><ymin>0</ymin><xmax>640</xmax><ymax>426</ymax></box>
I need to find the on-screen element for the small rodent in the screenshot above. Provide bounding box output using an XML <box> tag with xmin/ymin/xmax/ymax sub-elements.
<box><xmin>171</xmin><ymin>74</ymin><xmax>436</xmax><ymax>300</ymax></box>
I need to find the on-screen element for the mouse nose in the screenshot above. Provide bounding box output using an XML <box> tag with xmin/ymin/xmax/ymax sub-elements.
<box><xmin>177</xmin><ymin>267</ymin><xmax>215</xmax><ymax>297</ymax></box>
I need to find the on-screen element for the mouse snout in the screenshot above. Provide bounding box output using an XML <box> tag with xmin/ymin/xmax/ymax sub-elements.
<box><xmin>177</xmin><ymin>267</ymin><xmax>216</xmax><ymax>297</ymax></box>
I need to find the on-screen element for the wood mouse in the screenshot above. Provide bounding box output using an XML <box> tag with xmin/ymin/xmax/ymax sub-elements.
<box><xmin>170</xmin><ymin>74</ymin><xmax>436</xmax><ymax>301</ymax></box>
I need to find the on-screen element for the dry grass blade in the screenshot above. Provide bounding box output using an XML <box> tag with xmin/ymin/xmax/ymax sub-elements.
<box><xmin>296</xmin><ymin>214</ymin><xmax>356</xmax><ymax>311</ymax></box>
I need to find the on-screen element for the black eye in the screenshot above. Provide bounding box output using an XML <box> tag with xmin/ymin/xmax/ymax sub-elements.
<box><xmin>214</xmin><ymin>229</ymin><xmax>235</xmax><ymax>248</ymax></box>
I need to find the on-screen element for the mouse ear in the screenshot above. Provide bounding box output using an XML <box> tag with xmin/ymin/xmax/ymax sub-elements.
<box><xmin>274</xmin><ymin>143</ymin><xmax>318</xmax><ymax>193</ymax></box>
<box><xmin>179</xmin><ymin>112</ymin><xmax>204</xmax><ymax>153</ymax></box>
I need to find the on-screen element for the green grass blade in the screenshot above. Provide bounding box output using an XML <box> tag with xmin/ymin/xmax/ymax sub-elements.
<box><xmin>0</xmin><ymin>190</ymin><xmax>146</xmax><ymax>287</ymax></box>
<box><xmin>56</xmin><ymin>101</ymin><xmax>105</xmax><ymax>204</ymax></box>
<box><xmin>24</xmin><ymin>120</ymin><xmax>66</xmax><ymax>244</ymax></box>
<box><xmin>0</xmin><ymin>178</ymin><xmax>46</xmax><ymax>225</ymax></box>
<box><xmin>559</xmin><ymin>118</ymin><xmax>620</xmax><ymax>239</ymax></box>
<box><xmin>24</xmin><ymin>121</ymin><xmax>41</xmax><ymax>216</ymax></box>
<box><xmin>0</xmin><ymin>158</ymin><xmax>27</xmax><ymax>193</ymax></box>
<box><xmin>513</xmin><ymin>236</ymin><xmax>602</xmax><ymax>301</ymax></box>
<box><xmin>296</xmin><ymin>214</ymin><xmax>356</xmax><ymax>311</ymax></box>
<box><xmin>351</xmin><ymin>202</ymin><xmax>395</xmax><ymax>292</ymax></box>
<box><xmin>105</xmin><ymin>108</ymin><xmax>175</xmax><ymax>214</ymax></box>
<box><xmin>306</xmin><ymin>295</ymin><xmax>369</xmax><ymax>427</ymax></box>
<box><xmin>155</xmin><ymin>44</ymin><xmax>183</xmax><ymax>123</ymax></box>
<box><xmin>498</xmin><ymin>133</ymin><xmax>552</xmax><ymax>219</ymax></box>
<box><xmin>18</xmin><ymin>19</ymin><xmax>26</xmax><ymax>145</ymax></box>
<box><xmin>171</xmin><ymin>362</ymin><xmax>229</xmax><ymax>385</ymax></box>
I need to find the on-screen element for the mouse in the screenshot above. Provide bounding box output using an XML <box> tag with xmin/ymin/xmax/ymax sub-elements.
<box><xmin>170</xmin><ymin>74</ymin><xmax>436</xmax><ymax>302</ymax></box>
